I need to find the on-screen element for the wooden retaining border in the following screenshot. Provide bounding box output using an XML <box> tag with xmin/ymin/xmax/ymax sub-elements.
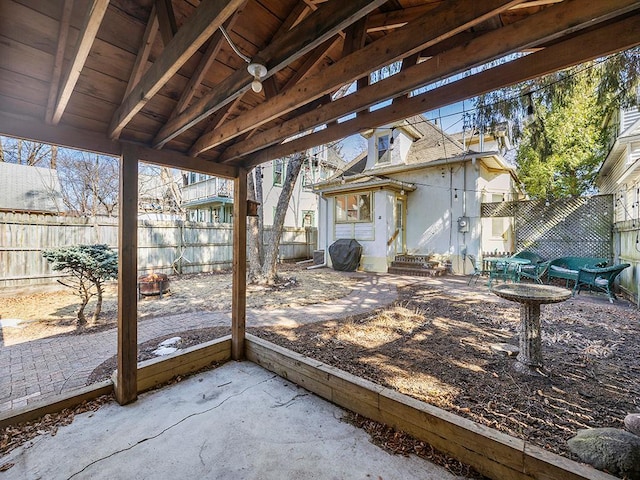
<box><xmin>123</xmin><ymin>335</ymin><xmax>232</xmax><ymax>393</ymax></box>
<box><xmin>0</xmin><ymin>380</ymin><xmax>114</xmax><ymax>429</ymax></box>
<box><xmin>1</xmin><ymin>336</ymin><xmax>232</xmax><ymax>429</ymax></box>
<box><xmin>245</xmin><ymin>334</ymin><xmax>616</xmax><ymax>480</ymax></box>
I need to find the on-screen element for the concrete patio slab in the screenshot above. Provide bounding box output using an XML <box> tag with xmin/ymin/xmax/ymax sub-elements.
<box><xmin>0</xmin><ymin>361</ymin><xmax>467</xmax><ymax>480</ymax></box>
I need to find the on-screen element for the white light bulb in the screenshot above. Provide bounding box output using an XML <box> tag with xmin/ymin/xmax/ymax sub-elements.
<box><xmin>251</xmin><ymin>78</ymin><xmax>263</xmax><ymax>93</ymax></box>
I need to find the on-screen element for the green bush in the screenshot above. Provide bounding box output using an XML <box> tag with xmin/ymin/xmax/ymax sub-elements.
<box><xmin>42</xmin><ymin>244</ymin><xmax>118</xmax><ymax>328</ymax></box>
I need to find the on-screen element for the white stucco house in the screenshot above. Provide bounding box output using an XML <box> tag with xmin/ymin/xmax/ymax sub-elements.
<box><xmin>596</xmin><ymin>102</ymin><xmax>640</xmax><ymax>300</ymax></box>
<box><xmin>314</xmin><ymin>116</ymin><xmax>523</xmax><ymax>274</ymax></box>
<box><xmin>182</xmin><ymin>145</ymin><xmax>344</xmax><ymax>228</ymax></box>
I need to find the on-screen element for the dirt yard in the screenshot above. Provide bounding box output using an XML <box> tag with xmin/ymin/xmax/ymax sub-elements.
<box><xmin>2</xmin><ymin>265</ymin><xmax>639</xmax><ymax>470</ymax></box>
<box><xmin>0</xmin><ymin>264</ymin><xmax>356</xmax><ymax>342</ymax></box>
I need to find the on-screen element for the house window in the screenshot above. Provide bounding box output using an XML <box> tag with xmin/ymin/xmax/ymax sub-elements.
<box><xmin>377</xmin><ymin>134</ymin><xmax>390</xmax><ymax>164</ymax></box>
<box><xmin>302</xmin><ymin>210</ymin><xmax>314</xmax><ymax>227</ymax></box>
<box><xmin>335</xmin><ymin>193</ymin><xmax>372</xmax><ymax>223</ymax></box>
<box><xmin>273</xmin><ymin>159</ymin><xmax>285</xmax><ymax>186</ymax></box>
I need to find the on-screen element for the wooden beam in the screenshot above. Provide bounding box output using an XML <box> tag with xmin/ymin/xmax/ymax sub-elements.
<box><xmin>153</xmin><ymin>0</ymin><xmax>387</xmax><ymax>149</ymax></box>
<box><xmin>155</xmin><ymin>0</ymin><xmax>177</xmax><ymax>45</ymax></box>
<box><xmin>220</xmin><ymin>0</ymin><xmax>640</xmax><ymax>163</ymax></box>
<box><xmin>0</xmin><ymin>111</ymin><xmax>238</xmax><ymax>179</ymax></box>
<box><xmin>50</xmin><ymin>0</ymin><xmax>110</xmax><ymax>125</ymax></box>
<box><xmin>116</xmin><ymin>143</ymin><xmax>139</xmax><ymax>406</ymax></box>
<box><xmin>123</xmin><ymin>5</ymin><xmax>159</xmax><ymax>98</ymax></box>
<box><xmin>108</xmin><ymin>0</ymin><xmax>244</xmax><ymax>139</ymax></box>
<box><xmin>232</xmin><ymin>167</ymin><xmax>248</xmax><ymax>360</ymax></box>
<box><xmin>45</xmin><ymin>0</ymin><xmax>74</xmax><ymax>124</ymax></box>
<box><xmin>189</xmin><ymin>0</ymin><xmax>524</xmax><ymax>156</ymax></box>
<box><xmin>239</xmin><ymin>14</ymin><xmax>640</xmax><ymax>169</ymax></box>
<box><xmin>365</xmin><ymin>3</ymin><xmax>441</xmax><ymax>33</ymax></box>
<box><xmin>280</xmin><ymin>36</ymin><xmax>339</xmax><ymax>92</ymax></box>
<box><xmin>168</xmin><ymin>13</ymin><xmax>241</xmax><ymax>119</ymax></box>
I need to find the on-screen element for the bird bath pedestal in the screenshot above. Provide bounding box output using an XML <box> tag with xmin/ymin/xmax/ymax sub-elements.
<box><xmin>491</xmin><ymin>284</ymin><xmax>571</xmax><ymax>374</ymax></box>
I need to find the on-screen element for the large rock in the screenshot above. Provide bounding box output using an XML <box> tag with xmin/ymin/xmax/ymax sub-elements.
<box><xmin>626</xmin><ymin>413</ymin><xmax>640</xmax><ymax>436</ymax></box>
<box><xmin>568</xmin><ymin>428</ymin><xmax>640</xmax><ymax>479</ymax></box>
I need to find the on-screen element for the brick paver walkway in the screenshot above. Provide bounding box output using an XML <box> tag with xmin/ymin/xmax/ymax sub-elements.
<box><xmin>0</xmin><ymin>273</ymin><xmax>408</xmax><ymax>414</ymax></box>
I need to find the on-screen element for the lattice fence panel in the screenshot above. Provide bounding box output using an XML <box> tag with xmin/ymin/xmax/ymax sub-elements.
<box><xmin>482</xmin><ymin>195</ymin><xmax>613</xmax><ymax>259</ymax></box>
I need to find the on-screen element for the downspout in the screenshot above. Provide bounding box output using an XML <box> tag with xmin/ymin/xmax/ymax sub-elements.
<box><xmin>308</xmin><ymin>194</ymin><xmax>328</xmax><ymax>269</ymax></box>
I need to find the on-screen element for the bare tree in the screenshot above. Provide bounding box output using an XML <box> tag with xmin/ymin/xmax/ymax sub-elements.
<box><xmin>249</xmin><ymin>152</ymin><xmax>306</xmax><ymax>285</ymax></box>
<box><xmin>0</xmin><ymin>136</ymin><xmax>56</xmax><ymax>166</ymax></box>
<box><xmin>57</xmin><ymin>150</ymin><xmax>119</xmax><ymax>216</ymax></box>
<box><xmin>247</xmin><ymin>165</ymin><xmax>264</xmax><ymax>282</ymax></box>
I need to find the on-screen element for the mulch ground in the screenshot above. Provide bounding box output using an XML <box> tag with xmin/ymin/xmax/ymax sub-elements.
<box><xmin>2</xmin><ymin>272</ymin><xmax>639</xmax><ymax>478</ymax></box>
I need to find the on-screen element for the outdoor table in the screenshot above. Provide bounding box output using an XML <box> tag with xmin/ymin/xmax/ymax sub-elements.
<box><xmin>484</xmin><ymin>257</ymin><xmax>530</xmax><ymax>285</ymax></box>
<box><xmin>491</xmin><ymin>284</ymin><xmax>571</xmax><ymax>374</ymax></box>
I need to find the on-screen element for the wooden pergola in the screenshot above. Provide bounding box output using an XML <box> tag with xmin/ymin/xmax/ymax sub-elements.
<box><xmin>1</xmin><ymin>1</ymin><xmax>639</xmax><ymax>476</ymax></box>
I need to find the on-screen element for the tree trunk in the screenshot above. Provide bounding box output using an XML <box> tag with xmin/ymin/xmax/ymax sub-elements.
<box><xmin>260</xmin><ymin>153</ymin><xmax>305</xmax><ymax>284</ymax></box>
<box><xmin>247</xmin><ymin>167</ymin><xmax>264</xmax><ymax>282</ymax></box>
<box><xmin>92</xmin><ymin>282</ymin><xmax>104</xmax><ymax>324</ymax></box>
<box><xmin>51</xmin><ymin>145</ymin><xmax>57</xmax><ymax>169</ymax></box>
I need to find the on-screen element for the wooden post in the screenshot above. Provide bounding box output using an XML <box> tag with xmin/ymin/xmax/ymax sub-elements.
<box><xmin>116</xmin><ymin>144</ymin><xmax>139</xmax><ymax>404</ymax></box>
<box><xmin>231</xmin><ymin>167</ymin><xmax>247</xmax><ymax>360</ymax></box>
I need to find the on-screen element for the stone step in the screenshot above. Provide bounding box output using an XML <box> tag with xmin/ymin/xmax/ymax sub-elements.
<box><xmin>388</xmin><ymin>266</ymin><xmax>447</xmax><ymax>277</ymax></box>
<box><xmin>389</xmin><ymin>260</ymin><xmax>439</xmax><ymax>269</ymax></box>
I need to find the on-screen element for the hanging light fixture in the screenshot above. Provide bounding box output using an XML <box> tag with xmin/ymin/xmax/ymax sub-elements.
<box><xmin>220</xmin><ymin>26</ymin><xmax>267</xmax><ymax>94</ymax></box>
<box><xmin>247</xmin><ymin>63</ymin><xmax>267</xmax><ymax>93</ymax></box>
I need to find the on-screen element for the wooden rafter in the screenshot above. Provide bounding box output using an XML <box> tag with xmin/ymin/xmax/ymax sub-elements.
<box><xmin>240</xmin><ymin>14</ymin><xmax>640</xmax><ymax>169</ymax></box>
<box><xmin>123</xmin><ymin>5</ymin><xmax>159</xmax><ymax>99</ymax></box>
<box><xmin>45</xmin><ymin>0</ymin><xmax>74</xmax><ymax>125</ymax></box>
<box><xmin>168</xmin><ymin>12</ymin><xmax>242</xmax><ymax>120</ymax></box>
<box><xmin>191</xmin><ymin>0</ymin><xmax>525</xmax><ymax>156</ymax></box>
<box><xmin>219</xmin><ymin>0</ymin><xmax>640</xmax><ymax>163</ymax></box>
<box><xmin>280</xmin><ymin>37</ymin><xmax>339</xmax><ymax>92</ymax></box>
<box><xmin>152</xmin><ymin>0</ymin><xmax>388</xmax><ymax>149</ymax></box>
<box><xmin>365</xmin><ymin>3</ymin><xmax>440</xmax><ymax>33</ymax></box>
<box><xmin>108</xmin><ymin>0</ymin><xmax>245</xmax><ymax>139</ymax></box>
<box><xmin>50</xmin><ymin>0</ymin><xmax>110</xmax><ymax>125</ymax></box>
<box><xmin>155</xmin><ymin>0</ymin><xmax>177</xmax><ymax>45</ymax></box>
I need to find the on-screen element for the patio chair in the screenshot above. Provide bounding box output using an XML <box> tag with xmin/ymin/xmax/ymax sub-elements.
<box><xmin>466</xmin><ymin>254</ymin><xmax>486</xmax><ymax>285</ymax></box>
<box><xmin>488</xmin><ymin>260</ymin><xmax>520</xmax><ymax>287</ymax></box>
<box><xmin>518</xmin><ymin>260</ymin><xmax>550</xmax><ymax>284</ymax></box>
<box><xmin>572</xmin><ymin>263</ymin><xmax>631</xmax><ymax>303</ymax></box>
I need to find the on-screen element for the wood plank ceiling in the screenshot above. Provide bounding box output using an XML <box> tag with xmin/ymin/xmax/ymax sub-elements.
<box><xmin>1</xmin><ymin>0</ymin><xmax>639</xmax><ymax>176</ymax></box>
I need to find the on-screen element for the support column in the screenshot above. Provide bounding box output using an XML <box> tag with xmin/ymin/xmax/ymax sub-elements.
<box><xmin>516</xmin><ymin>302</ymin><xmax>543</xmax><ymax>371</ymax></box>
<box><xmin>232</xmin><ymin>167</ymin><xmax>248</xmax><ymax>360</ymax></box>
<box><xmin>116</xmin><ymin>144</ymin><xmax>138</xmax><ymax>404</ymax></box>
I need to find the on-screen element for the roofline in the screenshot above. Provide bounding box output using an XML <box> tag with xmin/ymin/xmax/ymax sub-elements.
<box><xmin>314</xmin><ymin>177</ymin><xmax>416</xmax><ymax>195</ymax></box>
<box><xmin>316</xmin><ymin>151</ymin><xmax>516</xmax><ymax>188</ymax></box>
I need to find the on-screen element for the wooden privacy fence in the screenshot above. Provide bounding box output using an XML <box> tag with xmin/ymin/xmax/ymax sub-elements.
<box><xmin>0</xmin><ymin>212</ymin><xmax>317</xmax><ymax>288</ymax></box>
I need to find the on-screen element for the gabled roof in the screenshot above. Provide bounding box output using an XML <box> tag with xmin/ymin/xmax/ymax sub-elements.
<box><xmin>405</xmin><ymin>119</ymin><xmax>466</xmax><ymax>165</ymax></box>
<box><xmin>0</xmin><ymin>162</ymin><xmax>62</xmax><ymax>213</ymax></box>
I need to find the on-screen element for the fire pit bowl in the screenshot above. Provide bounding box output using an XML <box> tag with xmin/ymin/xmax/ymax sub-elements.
<box><xmin>138</xmin><ymin>273</ymin><xmax>170</xmax><ymax>298</ymax></box>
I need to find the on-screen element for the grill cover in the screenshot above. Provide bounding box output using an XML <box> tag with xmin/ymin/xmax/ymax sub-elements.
<box><xmin>328</xmin><ymin>239</ymin><xmax>362</xmax><ymax>272</ymax></box>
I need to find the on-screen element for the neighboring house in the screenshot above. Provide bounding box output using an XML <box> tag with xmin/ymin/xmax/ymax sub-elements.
<box><xmin>596</xmin><ymin>102</ymin><xmax>640</xmax><ymax>300</ymax></box>
<box><xmin>0</xmin><ymin>162</ymin><xmax>62</xmax><ymax>214</ymax></box>
<box><xmin>314</xmin><ymin>116</ymin><xmax>523</xmax><ymax>274</ymax></box>
<box><xmin>182</xmin><ymin>145</ymin><xmax>345</xmax><ymax>228</ymax></box>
